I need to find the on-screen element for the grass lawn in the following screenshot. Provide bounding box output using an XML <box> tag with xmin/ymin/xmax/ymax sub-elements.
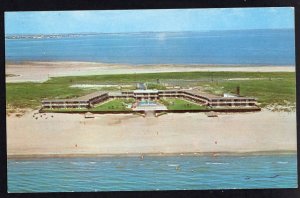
<box><xmin>6</xmin><ymin>82</ymin><xmax>92</xmax><ymax>109</ymax></box>
<box><xmin>146</xmin><ymin>83</ymin><xmax>166</xmax><ymax>90</ymax></box>
<box><xmin>46</xmin><ymin>71</ymin><xmax>294</xmax><ymax>84</ymax></box>
<box><xmin>90</xmin><ymin>99</ymin><xmax>134</xmax><ymax>111</ymax></box>
<box><xmin>6</xmin><ymin>71</ymin><xmax>296</xmax><ymax>111</ymax></box>
<box><xmin>160</xmin><ymin>98</ymin><xmax>208</xmax><ymax>110</ymax></box>
<box><xmin>199</xmin><ymin>77</ymin><xmax>296</xmax><ymax>108</ymax></box>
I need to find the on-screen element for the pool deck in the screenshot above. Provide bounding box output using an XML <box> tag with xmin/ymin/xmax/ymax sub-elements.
<box><xmin>133</xmin><ymin>104</ymin><xmax>168</xmax><ymax>111</ymax></box>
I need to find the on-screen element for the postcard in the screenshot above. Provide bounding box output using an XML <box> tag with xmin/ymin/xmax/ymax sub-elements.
<box><xmin>5</xmin><ymin>7</ymin><xmax>297</xmax><ymax>192</ymax></box>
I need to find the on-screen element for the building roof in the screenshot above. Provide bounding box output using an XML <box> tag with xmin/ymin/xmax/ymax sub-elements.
<box><xmin>42</xmin><ymin>91</ymin><xmax>108</xmax><ymax>103</ymax></box>
<box><xmin>77</xmin><ymin>91</ymin><xmax>108</xmax><ymax>100</ymax></box>
<box><xmin>42</xmin><ymin>89</ymin><xmax>256</xmax><ymax>104</ymax></box>
<box><xmin>184</xmin><ymin>90</ymin><xmax>222</xmax><ymax>99</ymax></box>
<box><xmin>133</xmin><ymin>90</ymin><xmax>158</xmax><ymax>94</ymax></box>
<box><xmin>109</xmin><ymin>92</ymin><xmax>124</xmax><ymax>97</ymax></box>
<box><xmin>42</xmin><ymin>99</ymin><xmax>89</xmax><ymax>103</ymax></box>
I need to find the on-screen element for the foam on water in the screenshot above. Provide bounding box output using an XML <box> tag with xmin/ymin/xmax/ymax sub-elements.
<box><xmin>7</xmin><ymin>154</ymin><xmax>297</xmax><ymax>192</ymax></box>
<box><xmin>205</xmin><ymin>162</ymin><xmax>230</xmax><ymax>165</ymax></box>
<box><xmin>167</xmin><ymin>164</ymin><xmax>180</xmax><ymax>167</ymax></box>
<box><xmin>277</xmin><ymin>161</ymin><xmax>289</xmax><ymax>164</ymax></box>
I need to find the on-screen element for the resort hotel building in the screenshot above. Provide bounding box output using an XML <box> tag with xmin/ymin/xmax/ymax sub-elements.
<box><xmin>42</xmin><ymin>89</ymin><xmax>257</xmax><ymax>109</ymax></box>
<box><xmin>42</xmin><ymin>91</ymin><xmax>109</xmax><ymax>109</ymax></box>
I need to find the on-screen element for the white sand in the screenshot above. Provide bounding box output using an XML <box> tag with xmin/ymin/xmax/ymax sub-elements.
<box><xmin>6</xmin><ymin>61</ymin><xmax>295</xmax><ymax>83</ymax></box>
<box><xmin>6</xmin><ymin>61</ymin><xmax>297</xmax><ymax>156</ymax></box>
<box><xmin>7</xmin><ymin>110</ymin><xmax>297</xmax><ymax>156</ymax></box>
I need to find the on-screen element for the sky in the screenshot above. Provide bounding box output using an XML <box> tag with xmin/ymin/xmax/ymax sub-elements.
<box><xmin>5</xmin><ymin>7</ymin><xmax>294</xmax><ymax>35</ymax></box>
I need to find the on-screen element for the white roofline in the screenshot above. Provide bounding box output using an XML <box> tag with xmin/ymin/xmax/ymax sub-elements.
<box><xmin>133</xmin><ymin>89</ymin><xmax>158</xmax><ymax>93</ymax></box>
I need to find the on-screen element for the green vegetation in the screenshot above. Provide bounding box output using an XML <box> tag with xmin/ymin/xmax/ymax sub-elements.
<box><xmin>160</xmin><ymin>98</ymin><xmax>208</xmax><ymax>110</ymax></box>
<box><xmin>6</xmin><ymin>82</ymin><xmax>92</xmax><ymax>109</ymax></box>
<box><xmin>91</xmin><ymin>99</ymin><xmax>134</xmax><ymax>111</ymax></box>
<box><xmin>6</xmin><ymin>71</ymin><xmax>296</xmax><ymax>111</ymax></box>
<box><xmin>146</xmin><ymin>83</ymin><xmax>166</xmax><ymax>90</ymax></box>
<box><xmin>200</xmin><ymin>76</ymin><xmax>296</xmax><ymax>109</ymax></box>
<box><xmin>46</xmin><ymin>71</ymin><xmax>294</xmax><ymax>85</ymax></box>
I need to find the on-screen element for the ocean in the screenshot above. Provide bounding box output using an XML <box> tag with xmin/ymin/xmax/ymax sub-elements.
<box><xmin>5</xmin><ymin>29</ymin><xmax>295</xmax><ymax>65</ymax></box>
<box><xmin>7</xmin><ymin>154</ymin><xmax>297</xmax><ymax>192</ymax></box>
<box><xmin>6</xmin><ymin>29</ymin><xmax>297</xmax><ymax>192</ymax></box>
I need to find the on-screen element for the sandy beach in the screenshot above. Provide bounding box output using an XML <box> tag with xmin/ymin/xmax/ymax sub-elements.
<box><xmin>6</xmin><ymin>61</ymin><xmax>297</xmax><ymax>157</ymax></box>
<box><xmin>7</xmin><ymin>110</ymin><xmax>296</xmax><ymax>157</ymax></box>
<box><xmin>5</xmin><ymin>61</ymin><xmax>295</xmax><ymax>83</ymax></box>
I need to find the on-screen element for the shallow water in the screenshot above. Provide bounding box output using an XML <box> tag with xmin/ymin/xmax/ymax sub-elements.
<box><xmin>7</xmin><ymin>154</ymin><xmax>298</xmax><ymax>192</ymax></box>
<box><xmin>5</xmin><ymin>29</ymin><xmax>295</xmax><ymax>65</ymax></box>
<box><xmin>139</xmin><ymin>100</ymin><xmax>157</xmax><ymax>106</ymax></box>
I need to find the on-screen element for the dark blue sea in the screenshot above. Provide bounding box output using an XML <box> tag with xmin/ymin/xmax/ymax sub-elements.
<box><xmin>5</xmin><ymin>29</ymin><xmax>295</xmax><ymax>65</ymax></box>
<box><xmin>7</xmin><ymin>154</ymin><xmax>297</xmax><ymax>192</ymax></box>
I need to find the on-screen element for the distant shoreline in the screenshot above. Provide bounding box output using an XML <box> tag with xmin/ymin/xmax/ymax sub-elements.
<box><xmin>5</xmin><ymin>28</ymin><xmax>293</xmax><ymax>39</ymax></box>
<box><xmin>6</xmin><ymin>60</ymin><xmax>296</xmax><ymax>67</ymax></box>
<box><xmin>5</xmin><ymin>61</ymin><xmax>295</xmax><ymax>83</ymax></box>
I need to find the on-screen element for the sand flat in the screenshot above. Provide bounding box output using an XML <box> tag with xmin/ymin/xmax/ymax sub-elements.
<box><xmin>7</xmin><ymin>110</ymin><xmax>297</xmax><ymax>156</ymax></box>
<box><xmin>5</xmin><ymin>61</ymin><xmax>295</xmax><ymax>82</ymax></box>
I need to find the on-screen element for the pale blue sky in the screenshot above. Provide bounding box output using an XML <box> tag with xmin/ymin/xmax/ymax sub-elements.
<box><xmin>5</xmin><ymin>7</ymin><xmax>294</xmax><ymax>35</ymax></box>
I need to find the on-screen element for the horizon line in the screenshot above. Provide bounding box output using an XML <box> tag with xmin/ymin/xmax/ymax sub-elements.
<box><xmin>5</xmin><ymin>28</ymin><xmax>294</xmax><ymax>36</ymax></box>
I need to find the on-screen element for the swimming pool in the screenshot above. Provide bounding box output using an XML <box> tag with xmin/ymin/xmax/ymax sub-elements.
<box><xmin>138</xmin><ymin>100</ymin><xmax>157</xmax><ymax>106</ymax></box>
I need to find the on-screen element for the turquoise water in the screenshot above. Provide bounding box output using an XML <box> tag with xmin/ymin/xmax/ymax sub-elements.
<box><xmin>139</xmin><ymin>100</ymin><xmax>157</xmax><ymax>106</ymax></box>
<box><xmin>7</xmin><ymin>154</ymin><xmax>297</xmax><ymax>192</ymax></box>
<box><xmin>5</xmin><ymin>29</ymin><xmax>295</xmax><ymax>65</ymax></box>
